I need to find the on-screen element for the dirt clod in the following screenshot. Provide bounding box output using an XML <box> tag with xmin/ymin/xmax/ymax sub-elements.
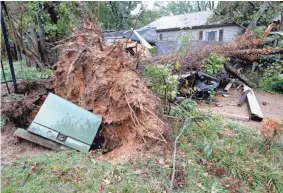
<box><xmin>169</xmin><ymin>167</ymin><xmax>187</xmax><ymax>189</ymax></box>
<box><xmin>205</xmin><ymin>162</ymin><xmax>227</xmax><ymax>177</ymax></box>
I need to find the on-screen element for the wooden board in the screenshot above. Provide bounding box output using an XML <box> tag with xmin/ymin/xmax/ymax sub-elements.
<box><xmin>14</xmin><ymin>128</ymin><xmax>71</xmax><ymax>151</ymax></box>
<box><xmin>124</xmin><ymin>42</ymin><xmax>137</xmax><ymax>49</ymax></box>
<box><xmin>224</xmin><ymin>79</ymin><xmax>235</xmax><ymax>92</ymax></box>
<box><xmin>243</xmin><ymin>85</ymin><xmax>263</xmax><ymax>121</ymax></box>
<box><xmin>198</xmin><ymin>109</ymin><xmax>250</xmax><ymax>121</ymax></box>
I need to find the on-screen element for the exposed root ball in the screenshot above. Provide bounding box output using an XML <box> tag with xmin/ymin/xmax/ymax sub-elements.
<box><xmin>52</xmin><ymin>20</ymin><xmax>165</xmax><ymax>149</ymax></box>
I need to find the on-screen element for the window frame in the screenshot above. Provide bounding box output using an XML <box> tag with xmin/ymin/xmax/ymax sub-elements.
<box><xmin>202</xmin><ymin>30</ymin><xmax>219</xmax><ymax>42</ymax></box>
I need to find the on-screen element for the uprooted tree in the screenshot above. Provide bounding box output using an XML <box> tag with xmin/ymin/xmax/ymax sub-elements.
<box><xmin>52</xmin><ymin>19</ymin><xmax>166</xmax><ymax>151</ymax></box>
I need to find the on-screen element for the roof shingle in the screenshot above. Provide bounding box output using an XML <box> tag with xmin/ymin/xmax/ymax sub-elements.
<box><xmin>144</xmin><ymin>10</ymin><xmax>216</xmax><ymax>30</ymax></box>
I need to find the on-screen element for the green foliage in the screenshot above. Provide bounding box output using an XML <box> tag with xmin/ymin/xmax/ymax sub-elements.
<box><xmin>176</xmin><ymin>31</ymin><xmax>192</xmax><ymax>57</ymax></box>
<box><xmin>209</xmin><ymin>88</ymin><xmax>216</xmax><ymax>97</ymax></box>
<box><xmin>260</xmin><ymin>76</ymin><xmax>283</xmax><ymax>94</ymax></box>
<box><xmin>258</xmin><ymin>61</ymin><xmax>283</xmax><ymax>94</ymax></box>
<box><xmin>84</xmin><ymin>2</ymin><xmax>141</xmax><ymax>30</ymax></box>
<box><xmin>252</xmin><ymin>26</ymin><xmax>266</xmax><ymax>38</ymax></box>
<box><xmin>142</xmin><ymin>65</ymin><xmax>179</xmax><ymax>99</ymax></box>
<box><xmin>204</xmin><ymin>53</ymin><xmax>229</xmax><ymax>74</ymax></box>
<box><xmin>154</xmin><ymin>1</ymin><xmax>214</xmax><ymax>16</ymax></box>
<box><xmin>175</xmin><ymin>30</ymin><xmax>192</xmax><ymax>71</ymax></box>
<box><xmin>209</xmin><ymin>1</ymin><xmax>283</xmax><ymax>28</ymax></box>
<box><xmin>21</xmin><ymin>2</ymin><xmax>80</xmax><ymax>38</ymax></box>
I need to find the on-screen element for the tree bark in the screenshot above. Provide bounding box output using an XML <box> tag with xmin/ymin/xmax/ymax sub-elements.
<box><xmin>197</xmin><ymin>1</ymin><xmax>201</xmax><ymax>11</ymax></box>
<box><xmin>227</xmin><ymin>48</ymin><xmax>283</xmax><ymax>56</ymax></box>
<box><xmin>224</xmin><ymin>62</ymin><xmax>256</xmax><ymax>88</ymax></box>
<box><xmin>36</xmin><ymin>9</ymin><xmax>49</xmax><ymax>65</ymax></box>
<box><xmin>244</xmin><ymin>2</ymin><xmax>270</xmax><ymax>37</ymax></box>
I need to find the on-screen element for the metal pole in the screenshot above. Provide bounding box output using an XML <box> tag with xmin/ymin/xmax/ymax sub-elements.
<box><xmin>1</xmin><ymin>8</ymin><xmax>18</xmax><ymax>92</ymax></box>
<box><xmin>1</xmin><ymin>60</ymin><xmax>10</xmax><ymax>94</ymax></box>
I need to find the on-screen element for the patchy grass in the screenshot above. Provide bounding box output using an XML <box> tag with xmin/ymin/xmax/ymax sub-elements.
<box><xmin>1</xmin><ymin>152</ymin><xmax>166</xmax><ymax>193</ymax></box>
<box><xmin>1</xmin><ymin>100</ymin><xmax>283</xmax><ymax>192</ymax></box>
<box><xmin>1</xmin><ymin>60</ymin><xmax>52</xmax><ymax>82</ymax></box>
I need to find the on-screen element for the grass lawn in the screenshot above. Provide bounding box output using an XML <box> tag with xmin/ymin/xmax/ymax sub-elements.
<box><xmin>1</xmin><ymin>60</ymin><xmax>52</xmax><ymax>82</ymax></box>
<box><xmin>2</xmin><ymin>102</ymin><xmax>283</xmax><ymax>193</ymax></box>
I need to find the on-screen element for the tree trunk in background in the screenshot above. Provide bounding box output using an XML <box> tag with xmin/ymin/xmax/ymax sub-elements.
<box><xmin>36</xmin><ymin>10</ymin><xmax>49</xmax><ymax>66</ymax></box>
<box><xmin>244</xmin><ymin>2</ymin><xmax>270</xmax><ymax>37</ymax></box>
<box><xmin>197</xmin><ymin>2</ymin><xmax>201</xmax><ymax>11</ymax></box>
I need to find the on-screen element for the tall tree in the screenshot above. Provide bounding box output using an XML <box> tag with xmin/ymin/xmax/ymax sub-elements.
<box><xmin>209</xmin><ymin>1</ymin><xmax>283</xmax><ymax>28</ymax></box>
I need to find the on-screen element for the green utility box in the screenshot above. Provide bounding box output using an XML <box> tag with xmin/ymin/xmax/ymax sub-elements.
<box><xmin>27</xmin><ymin>93</ymin><xmax>102</xmax><ymax>152</ymax></box>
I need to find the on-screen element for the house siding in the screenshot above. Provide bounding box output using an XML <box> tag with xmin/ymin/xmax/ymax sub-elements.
<box><xmin>157</xmin><ymin>25</ymin><xmax>243</xmax><ymax>42</ymax></box>
<box><xmin>155</xmin><ymin>25</ymin><xmax>243</xmax><ymax>56</ymax></box>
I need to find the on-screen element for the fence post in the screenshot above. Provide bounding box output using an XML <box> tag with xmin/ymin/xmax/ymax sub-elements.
<box><xmin>1</xmin><ymin>8</ymin><xmax>18</xmax><ymax>93</ymax></box>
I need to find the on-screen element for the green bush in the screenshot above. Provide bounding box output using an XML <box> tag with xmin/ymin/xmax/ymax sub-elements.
<box><xmin>142</xmin><ymin>65</ymin><xmax>179</xmax><ymax>99</ymax></box>
<box><xmin>203</xmin><ymin>53</ymin><xmax>229</xmax><ymax>74</ymax></box>
<box><xmin>259</xmin><ymin>75</ymin><xmax>283</xmax><ymax>94</ymax></box>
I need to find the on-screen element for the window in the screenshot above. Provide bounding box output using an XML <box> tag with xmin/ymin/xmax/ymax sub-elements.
<box><xmin>204</xmin><ymin>31</ymin><xmax>217</xmax><ymax>41</ymax></box>
<box><xmin>159</xmin><ymin>34</ymin><xmax>163</xmax><ymax>40</ymax></box>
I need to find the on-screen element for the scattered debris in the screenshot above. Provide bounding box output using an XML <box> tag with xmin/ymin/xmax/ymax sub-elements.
<box><xmin>14</xmin><ymin>128</ymin><xmax>71</xmax><ymax>151</ymax></box>
<box><xmin>244</xmin><ymin>85</ymin><xmax>264</xmax><ymax>121</ymax></box>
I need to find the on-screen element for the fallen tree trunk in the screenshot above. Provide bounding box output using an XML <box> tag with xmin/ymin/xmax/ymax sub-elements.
<box><xmin>227</xmin><ymin>48</ymin><xmax>283</xmax><ymax>56</ymax></box>
<box><xmin>224</xmin><ymin>62</ymin><xmax>256</xmax><ymax>88</ymax></box>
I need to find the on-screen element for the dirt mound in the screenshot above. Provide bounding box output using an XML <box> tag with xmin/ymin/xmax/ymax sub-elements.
<box><xmin>1</xmin><ymin>79</ymin><xmax>52</xmax><ymax>128</ymax></box>
<box><xmin>52</xmin><ymin>20</ymin><xmax>165</xmax><ymax>151</ymax></box>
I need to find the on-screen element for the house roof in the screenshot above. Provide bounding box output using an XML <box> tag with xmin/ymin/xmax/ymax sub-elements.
<box><xmin>103</xmin><ymin>28</ymin><xmax>156</xmax><ymax>44</ymax></box>
<box><xmin>144</xmin><ymin>10</ymin><xmax>227</xmax><ymax>31</ymax></box>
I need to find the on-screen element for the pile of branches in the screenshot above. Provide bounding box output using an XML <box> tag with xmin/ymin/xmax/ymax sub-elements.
<box><xmin>181</xmin><ymin>22</ymin><xmax>283</xmax><ymax>72</ymax></box>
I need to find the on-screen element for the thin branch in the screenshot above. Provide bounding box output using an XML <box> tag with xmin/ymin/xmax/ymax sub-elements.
<box><xmin>125</xmin><ymin>7</ymin><xmax>145</xmax><ymax>48</ymax></box>
<box><xmin>169</xmin><ymin>118</ymin><xmax>193</xmax><ymax>192</ymax></box>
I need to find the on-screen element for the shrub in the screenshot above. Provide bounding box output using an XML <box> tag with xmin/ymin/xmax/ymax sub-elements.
<box><xmin>142</xmin><ymin>65</ymin><xmax>179</xmax><ymax>99</ymax></box>
<box><xmin>259</xmin><ymin>75</ymin><xmax>283</xmax><ymax>94</ymax></box>
<box><xmin>203</xmin><ymin>53</ymin><xmax>229</xmax><ymax>74</ymax></box>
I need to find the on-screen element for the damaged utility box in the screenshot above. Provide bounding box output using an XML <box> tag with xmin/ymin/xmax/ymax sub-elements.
<box><xmin>17</xmin><ymin>93</ymin><xmax>102</xmax><ymax>152</ymax></box>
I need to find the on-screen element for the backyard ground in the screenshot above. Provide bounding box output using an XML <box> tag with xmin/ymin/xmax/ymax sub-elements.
<box><xmin>198</xmin><ymin>88</ymin><xmax>283</xmax><ymax>129</ymax></box>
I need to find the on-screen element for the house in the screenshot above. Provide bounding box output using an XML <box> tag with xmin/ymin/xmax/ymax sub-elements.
<box><xmin>143</xmin><ymin>10</ymin><xmax>243</xmax><ymax>56</ymax></box>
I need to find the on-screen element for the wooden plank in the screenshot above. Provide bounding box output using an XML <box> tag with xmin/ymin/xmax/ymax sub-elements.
<box><xmin>198</xmin><ymin>109</ymin><xmax>250</xmax><ymax>121</ymax></box>
<box><xmin>14</xmin><ymin>128</ymin><xmax>71</xmax><ymax>151</ymax></box>
<box><xmin>220</xmin><ymin>112</ymin><xmax>250</xmax><ymax>121</ymax></box>
<box><xmin>124</xmin><ymin>42</ymin><xmax>137</xmax><ymax>49</ymax></box>
<box><xmin>224</xmin><ymin>79</ymin><xmax>235</xmax><ymax>92</ymax></box>
<box><xmin>243</xmin><ymin>85</ymin><xmax>263</xmax><ymax>121</ymax></box>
